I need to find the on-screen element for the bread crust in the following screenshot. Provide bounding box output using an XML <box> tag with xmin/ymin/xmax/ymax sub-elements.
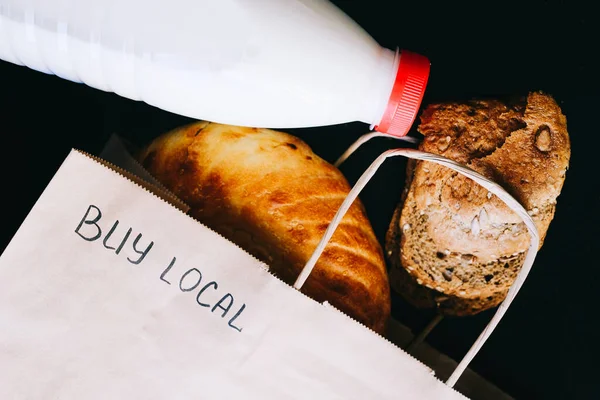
<box><xmin>138</xmin><ymin>122</ymin><xmax>391</xmax><ymax>333</ymax></box>
<box><xmin>386</xmin><ymin>92</ymin><xmax>570</xmax><ymax>316</ymax></box>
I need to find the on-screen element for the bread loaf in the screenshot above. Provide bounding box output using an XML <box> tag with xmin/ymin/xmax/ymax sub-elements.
<box><xmin>138</xmin><ymin>122</ymin><xmax>391</xmax><ymax>333</ymax></box>
<box><xmin>386</xmin><ymin>92</ymin><xmax>570</xmax><ymax>316</ymax></box>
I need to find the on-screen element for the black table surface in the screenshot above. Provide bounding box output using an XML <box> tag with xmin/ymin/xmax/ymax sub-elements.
<box><xmin>0</xmin><ymin>1</ymin><xmax>597</xmax><ymax>399</ymax></box>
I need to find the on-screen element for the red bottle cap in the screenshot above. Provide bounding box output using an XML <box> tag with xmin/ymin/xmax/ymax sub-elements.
<box><xmin>374</xmin><ymin>50</ymin><xmax>430</xmax><ymax>137</ymax></box>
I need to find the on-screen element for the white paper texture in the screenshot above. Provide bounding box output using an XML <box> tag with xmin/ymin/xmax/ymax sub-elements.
<box><xmin>0</xmin><ymin>150</ymin><xmax>466</xmax><ymax>399</ymax></box>
<box><xmin>98</xmin><ymin>133</ymin><xmax>172</xmax><ymax>193</ymax></box>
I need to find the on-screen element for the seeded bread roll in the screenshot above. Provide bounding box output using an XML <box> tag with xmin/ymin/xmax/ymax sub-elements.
<box><xmin>138</xmin><ymin>122</ymin><xmax>391</xmax><ymax>333</ymax></box>
<box><xmin>386</xmin><ymin>92</ymin><xmax>570</xmax><ymax>316</ymax></box>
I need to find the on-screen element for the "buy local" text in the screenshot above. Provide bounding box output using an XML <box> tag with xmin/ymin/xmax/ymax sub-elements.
<box><xmin>75</xmin><ymin>204</ymin><xmax>246</xmax><ymax>333</ymax></box>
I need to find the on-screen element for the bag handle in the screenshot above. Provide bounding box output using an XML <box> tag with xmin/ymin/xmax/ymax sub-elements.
<box><xmin>294</xmin><ymin>136</ymin><xmax>540</xmax><ymax>388</ymax></box>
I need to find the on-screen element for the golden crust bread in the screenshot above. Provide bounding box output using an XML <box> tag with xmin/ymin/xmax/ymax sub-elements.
<box><xmin>138</xmin><ymin>122</ymin><xmax>391</xmax><ymax>333</ymax></box>
<box><xmin>386</xmin><ymin>92</ymin><xmax>570</xmax><ymax>316</ymax></box>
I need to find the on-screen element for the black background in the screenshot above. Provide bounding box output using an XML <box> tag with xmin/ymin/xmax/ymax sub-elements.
<box><xmin>0</xmin><ymin>1</ymin><xmax>597</xmax><ymax>399</ymax></box>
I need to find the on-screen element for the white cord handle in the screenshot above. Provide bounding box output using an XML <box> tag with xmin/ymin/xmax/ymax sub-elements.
<box><xmin>294</xmin><ymin>148</ymin><xmax>539</xmax><ymax>388</ymax></box>
<box><xmin>334</xmin><ymin>131</ymin><xmax>421</xmax><ymax>168</ymax></box>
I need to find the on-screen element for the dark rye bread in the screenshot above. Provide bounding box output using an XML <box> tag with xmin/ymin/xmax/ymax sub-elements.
<box><xmin>385</xmin><ymin>92</ymin><xmax>570</xmax><ymax>316</ymax></box>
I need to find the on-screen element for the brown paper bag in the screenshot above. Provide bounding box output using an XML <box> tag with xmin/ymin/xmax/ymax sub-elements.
<box><xmin>0</xmin><ymin>149</ymin><xmax>467</xmax><ymax>399</ymax></box>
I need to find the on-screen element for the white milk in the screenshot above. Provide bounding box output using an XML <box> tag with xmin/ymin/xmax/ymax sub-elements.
<box><xmin>0</xmin><ymin>0</ymin><xmax>429</xmax><ymax>134</ymax></box>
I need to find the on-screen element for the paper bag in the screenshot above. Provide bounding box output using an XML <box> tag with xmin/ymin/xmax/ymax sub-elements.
<box><xmin>0</xmin><ymin>150</ymin><xmax>466</xmax><ymax>399</ymax></box>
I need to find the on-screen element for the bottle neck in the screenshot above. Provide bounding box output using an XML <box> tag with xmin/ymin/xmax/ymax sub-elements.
<box><xmin>364</xmin><ymin>48</ymin><xmax>400</xmax><ymax>128</ymax></box>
